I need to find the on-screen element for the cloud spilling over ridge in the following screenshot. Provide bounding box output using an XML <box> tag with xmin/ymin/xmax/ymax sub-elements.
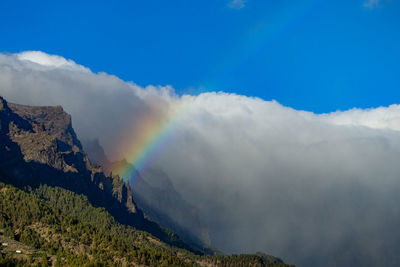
<box><xmin>2</xmin><ymin>51</ymin><xmax>400</xmax><ymax>266</ymax></box>
<box><xmin>0</xmin><ymin>51</ymin><xmax>176</xmax><ymax>161</ymax></box>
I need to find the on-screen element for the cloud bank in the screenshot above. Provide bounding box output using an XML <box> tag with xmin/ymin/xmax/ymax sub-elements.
<box><xmin>2</xmin><ymin>51</ymin><xmax>400</xmax><ymax>266</ymax></box>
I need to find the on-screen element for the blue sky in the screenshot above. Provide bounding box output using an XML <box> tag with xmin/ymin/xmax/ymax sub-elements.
<box><xmin>0</xmin><ymin>0</ymin><xmax>399</xmax><ymax>113</ymax></box>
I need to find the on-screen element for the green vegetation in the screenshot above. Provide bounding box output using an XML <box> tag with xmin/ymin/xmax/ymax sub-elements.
<box><xmin>0</xmin><ymin>253</ymin><xmax>28</xmax><ymax>267</ymax></box>
<box><xmin>0</xmin><ymin>182</ymin><xmax>293</xmax><ymax>266</ymax></box>
<box><xmin>0</xmin><ymin>96</ymin><xmax>294</xmax><ymax>266</ymax></box>
<box><xmin>201</xmin><ymin>254</ymin><xmax>290</xmax><ymax>267</ymax></box>
<box><xmin>0</xmin><ymin>182</ymin><xmax>194</xmax><ymax>266</ymax></box>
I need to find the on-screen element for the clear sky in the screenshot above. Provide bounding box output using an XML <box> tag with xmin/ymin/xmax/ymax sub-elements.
<box><xmin>0</xmin><ymin>0</ymin><xmax>399</xmax><ymax>113</ymax></box>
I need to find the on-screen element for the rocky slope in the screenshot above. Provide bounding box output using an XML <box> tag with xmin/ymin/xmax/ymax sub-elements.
<box><xmin>0</xmin><ymin>96</ymin><xmax>293</xmax><ymax>266</ymax></box>
<box><xmin>84</xmin><ymin>138</ymin><xmax>213</xmax><ymax>253</ymax></box>
<box><xmin>0</xmin><ymin>96</ymin><xmax>189</xmax><ymax>250</ymax></box>
<box><xmin>1</xmin><ymin>96</ymin><xmax>137</xmax><ymax>213</ymax></box>
<box><xmin>105</xmin><ymin>159</ymin><xmax>213</xmax><ymax>253</ymax></box>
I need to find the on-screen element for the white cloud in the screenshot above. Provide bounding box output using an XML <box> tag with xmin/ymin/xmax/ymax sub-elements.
<box><xmin>2</xmin><ymin>51</ymin><xmax>400</xmax><ymax>266</ymax></box>
<box><xmin>17</xmin><ymin>51</ymin><xmax>90</xmax><ymax>72</ymax></box>
<box><xmin>322</xmin><ymin>105</ymin><xmax>400</xmax><ymax>131</ymax></box>
<box><xmin>229</xmin><ymin>0</ymin><xmax>246</xmax><ymax>9</ymax></box>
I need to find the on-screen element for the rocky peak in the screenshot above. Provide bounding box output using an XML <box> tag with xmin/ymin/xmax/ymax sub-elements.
<box><xmin>0</xmin><ymin>96</ymin><xmax>141</xmax><ymax>217</ymax></box>
<box><xmin>8</xmin><ymin>102</ymin><xmax>82</xmax><ymax>150</ymax></box>
<box><xmin>0</xmin><ymin>96</ymin><xmax>204</xmax><ymax>253</ymax></box>
<box><xmin>3</xmin><ymin>102</ymin><xmax>84</xmax><ymax>173</ymax></box>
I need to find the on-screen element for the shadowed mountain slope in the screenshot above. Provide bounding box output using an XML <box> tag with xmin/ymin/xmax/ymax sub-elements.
<box><xmin>0</xmin><ymin>96</ymin><xmax>293</xmax><ymax>266</ymax></box>
<box><xmin>0</xmin><ymin>96</ymin><xmax>190</xmax><ymax>250</ymax></box>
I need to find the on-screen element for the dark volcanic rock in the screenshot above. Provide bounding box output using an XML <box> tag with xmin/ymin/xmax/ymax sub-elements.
<box><xmin>83</xmin><ymin>138</ymin><xmax>110</xmax><ymax>168</ymax></box>
<box><xmin>1</xmin><ymin>97</ymin><xmax>140</xmax><ymax>214</ymax></box>
<box><xmin>8</xmin><ymin>102</ymin><xmax>82</xmax><ymax>149</ymax></box>
<box><xmin>0</xmin><ymin>96</ymin><xmax>192</xmax><ymax>251</ymax></box>
<box><xmin>104</xmin><ymin>158</ymin><xmax>213</xmax><ymax>253</ymax></box>
<box><xmin>4</xmin><ymin>101</ymin><xmax>84</xmax><ymax>173</ymax></box>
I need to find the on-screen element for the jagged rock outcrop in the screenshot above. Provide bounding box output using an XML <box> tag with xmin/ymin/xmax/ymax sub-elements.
<box><xmin>132</xmin><ymin>167</ymin><xmax>212</xmax><ymax>250</ymax></box>
<box><xmin>8</xmin><ymin>103</ymin><xmax>85</xmax><ymax>173</ymax></box>
<box><xmin>0</xmin><ymin>96</ymin><xmax>192</xmax><ymax>251</ymax></box>
<box><xmin>84</xmin><ymin>137</ymin><xmax>212</xmax><ymax>250</ymax></box>
<box><xmin>8</xmin><ymin>102</ymin><xmax>82</xmax><ymax>150</ymax></box>
<box><xmin>0</xmin><ymin>97</ymin><xmax>295</xmax><ymax>265</ymax></box>
<box><xmin>102</xmin><ymin>158</ymin><xmax>213</xmax><ymax>253</ymax></box>
<box><xmin>0</xmin><ymin>97</ymin><xmax>140</xmax><ymax>213</ymax></box>
<box><xmin>83</xmin><ymin>138</ymin><xmax>110</xmax><ymax>167</ymax></box>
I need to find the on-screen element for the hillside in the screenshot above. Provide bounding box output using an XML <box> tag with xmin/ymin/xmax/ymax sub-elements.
<box><xmin>0</xmin><ymin>96</ymin><xmax>293</xmax><ymax>266</ymax></box>
<box><xmin>102</xmin><ymin>158</ymin><xmax>212</xmax><ymax>254</ymax></box>
<box><xmin>0</xmin><ymin>96</ymin><xmax>187</xmax><ymax>250</ymax></box>
<box><xmin>85</xmin><ymin>130</ymin><xmax>211</xmax><ymax>252</ymax></box>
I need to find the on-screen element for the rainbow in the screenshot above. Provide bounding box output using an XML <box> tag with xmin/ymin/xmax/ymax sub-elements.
<box><xmin>111</xmin><ymin>99</ymin><xmax>190</xmax><ymax>183</ymax></box>
<box><xmin>111</xmin><ymin>1</ymin><xmax>318</xmax><ymax>183</ymax></box>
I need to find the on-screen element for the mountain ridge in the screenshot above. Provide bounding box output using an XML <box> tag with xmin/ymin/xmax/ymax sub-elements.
<box><xmin>0</xmin><ymin>96</ymin><xmax>293</xmax><ymax>266</ymax></box>
<box><xmin>84</xmin><ymin>133</ymin><xmax>213</xmax><ymax>253</ymax></box>
<box><xmin>0</xmin><ymin>96</ymin><xmax>189</xmax><ymax>251</ymax></box>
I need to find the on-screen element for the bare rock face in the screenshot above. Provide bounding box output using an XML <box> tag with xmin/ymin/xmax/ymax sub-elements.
<box><xmin>0</xmin><ymin>96</ymin><xmax>140</xmax><ymax>217</ymax></box>
<box><xmin>104</xmin><ymin>158</ymin><xmax>212</xmax><ymax>252</ymax></box>
<box><xmin>7</xmin><ymin>102</ymin><xmax>86</xmax><ymax>173</ymax></box>
<box><xmin>8</xmin><ymin>103</ymin><xmax>82</xmax><ymax>150</ymax></box>
<box><xmin>0</xmin><ymin>96</ymin><xmax>208</xmax><ymax>253</ymax></box>
<box><xmin>83</xmin><ymin>138</ymin><xmax>110</xmax><ymax>168</ymax></box>
<box><xmin>0</xmin><ymin>96</ymin><xmax>35</xmax><ymax>179</ymax></box>
<box><xmin>133</xmin><ymin>167</ymin><xmax>212</xmax><ymax>246</ymax></box>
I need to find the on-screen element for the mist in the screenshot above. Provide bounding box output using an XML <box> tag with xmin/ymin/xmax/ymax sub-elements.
<box><xmin>2</xmin><ymin>51</ymin><xmax>400</xmax><ymax>266</ymax></box>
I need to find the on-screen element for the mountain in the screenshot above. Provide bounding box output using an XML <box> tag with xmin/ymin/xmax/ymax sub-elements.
<box><xmin>104</xmin><ymin>159</ymin><xmax>213</xmax><ymax>253</ymax></box>
<box><xmin>84</xmin><ymin>138</ymin><xmax>213</xmax><ymax>253</ymax></box>
<box><xmin>0</xmin><ymin>96</ymin><xmax>293</xmax><ymax>266</ymax></box>
<box><xmin>0</xmin><ymin>96</ymin><xmax>188</xmax><ymax>250</ymax></box>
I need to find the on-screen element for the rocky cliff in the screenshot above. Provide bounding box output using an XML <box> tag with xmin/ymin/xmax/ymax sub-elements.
<box><xmin>104</xmin><ymin>159</ymin><xmax>213</xmax><ymax>253</ymax></box>
<box><xmin>84</xmin><ymin>137</ymin><xmax>213</xmax><ymax>253</ymax></box>
<box><xmin>0</xmin><ymin>96</ymin><xmax>294</xmax><ymax>266</ymax></box>
<box><xmin>0</xmin><ymin>96</ymin><xmax>191</xmax><ymax>250</ymax></box>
